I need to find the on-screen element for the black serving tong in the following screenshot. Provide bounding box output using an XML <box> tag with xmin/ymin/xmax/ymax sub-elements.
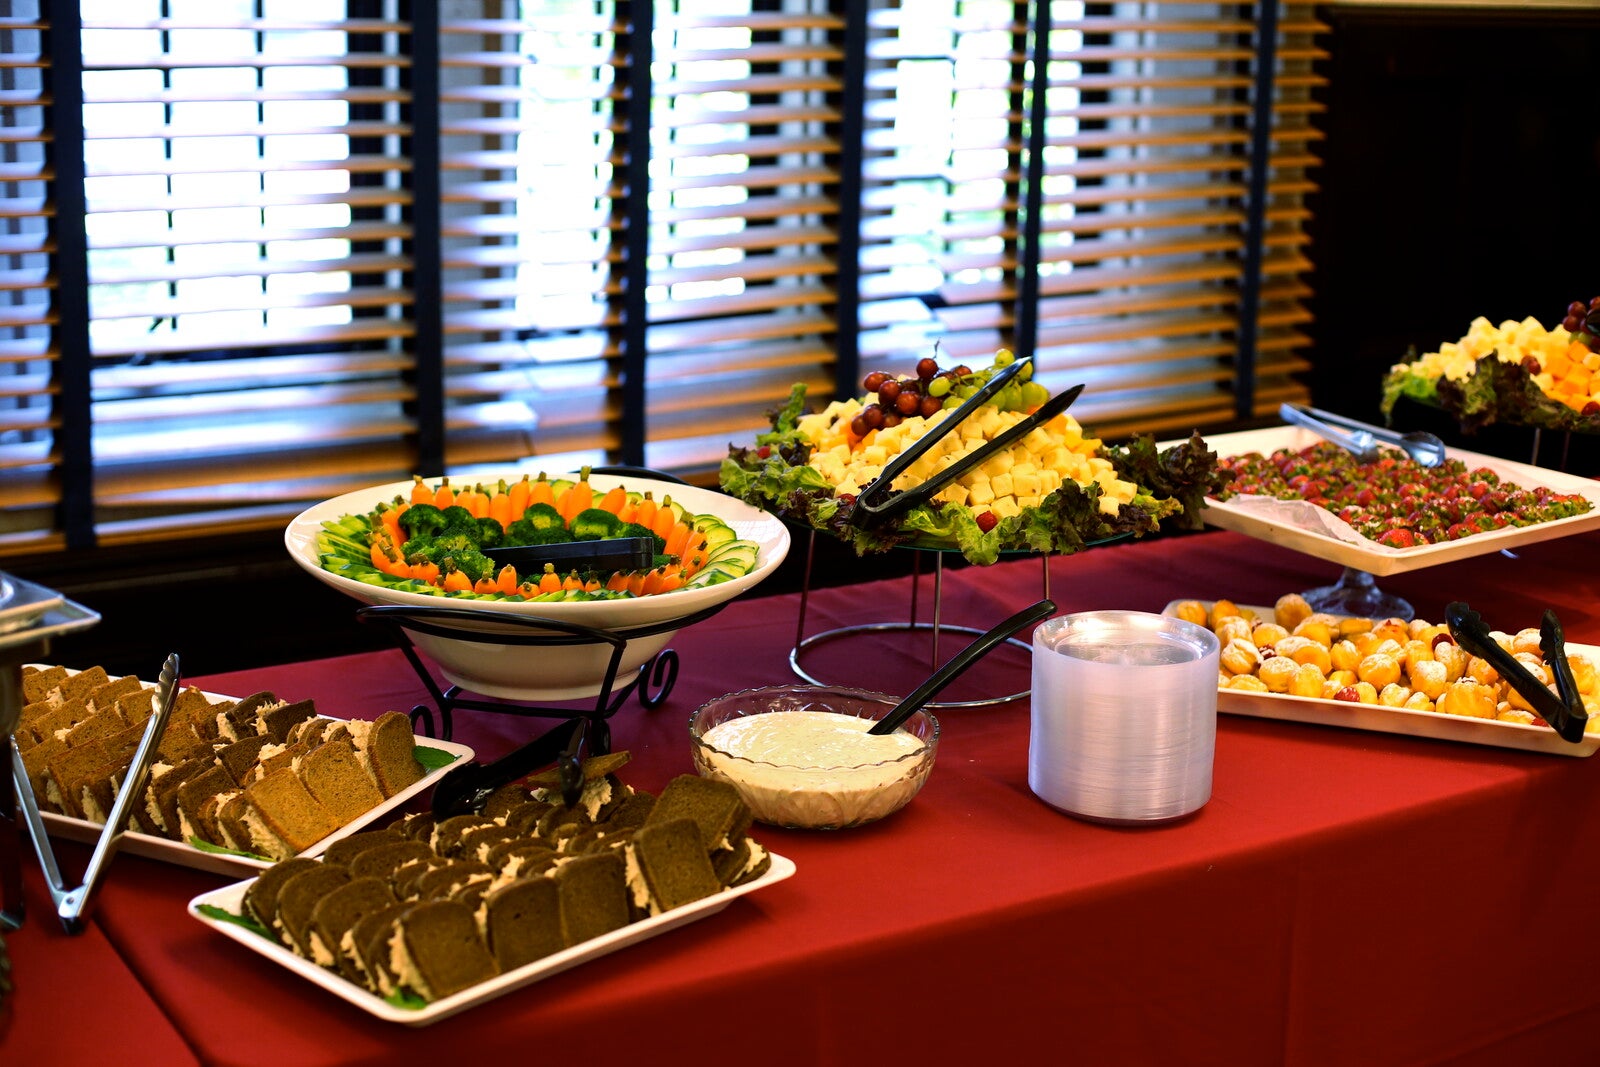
<box><xmin>483</xmin><ymin>536</ymin><xmax>656</xmax><ymax>577</ymax></box>
<box><xmin>1445</xmin><ymin>602</ymin><xmax>1587</xmax><ymax>744</ymax></box>
<box><xmin>850</xmin><ymin>355</ymin><xmax>1086</xmax><ymax>528</ymax></box>
<box><xmin>430</xmin><ymin>714</ymin><xmax>592</xmax><ymax>818</ymax></box>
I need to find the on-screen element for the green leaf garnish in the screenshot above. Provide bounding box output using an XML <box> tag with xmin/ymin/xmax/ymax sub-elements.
<box><xmin>385</xmin><ymin>987</ymin><xmax>428</xmax><ymax>1010</ymax></box>
<box><xmin>188</xmin><ymin>837</ymin><xmax>273</xmax><ymax>862</ymax></box>
<box><xmin>197</xmin><ymin>903</ymin><xmax>274</xmax><ymax>941</ymax></box>
<box><xmin>413</xmin><ymin>745</ymin><xmax>458</xmax><ymax>770</ymax></box>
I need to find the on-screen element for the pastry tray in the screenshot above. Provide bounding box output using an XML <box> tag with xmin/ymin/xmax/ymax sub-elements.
<box><xmin>1166</xmin><ymin>601</ymin><xmax>1598</xmax><ymax>757</ymax></box>
<box><xmin>1176</xmin><ymin>426</ymin><xmax>1600</xmax><ymax>576</ymax></box>
<box><xmin>188</xmin><ymin>851</ymin><xmax>797</xmax><ymax>1025</ymax></box>
<box><xmin>26</xmin><ymin>674</ymin><xmax>474</xmax><ymax>878</ymax></box>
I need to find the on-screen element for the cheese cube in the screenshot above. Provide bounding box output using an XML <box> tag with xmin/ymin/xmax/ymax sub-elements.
<box><xmin>990</xmin><ymin>472</ymin><xmax>1014</xmax><ymax>498</ymax></box>
<box><xmin>967</xmin><ymin>480</ymin><xmax>995</xmax><ymax>505</ymax></box>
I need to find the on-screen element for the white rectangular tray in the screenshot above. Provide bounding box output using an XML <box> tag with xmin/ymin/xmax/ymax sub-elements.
<box><xmin>188</xmin><ymin>851</ymin><xmax>797</xmax><ymax>1025</ymax></box>
<box><xmin>1166</xmin><ymin>600</ymin><xmax>1598</xmax><ymax>757</ymax></box>
<box><xmin>1180</xmin><ymin>426</ymin><xmax>1600</xmax><ymax>576</ymax></box>
<box><xmin>25</xmin><ymin>674</ymin><xmax>473</xmax><ymax>877</ymax></box>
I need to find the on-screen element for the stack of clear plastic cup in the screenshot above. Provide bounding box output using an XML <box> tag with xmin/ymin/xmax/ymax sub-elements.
<box><xmin>1029</xmin><ymin>610</ymin><xmax>1220</xmax><ymax>824</ymax></box>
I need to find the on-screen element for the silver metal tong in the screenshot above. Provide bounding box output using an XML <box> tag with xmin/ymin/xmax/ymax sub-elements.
<box><xmin>8</xmin><ymin>653</ymin><xmax>180</xmax><ymax>933</ymax></box>
<box><xmin>1279</xmin><ymin>402</ymin><xmax>1447</xmax><ymax>468</ymax></box>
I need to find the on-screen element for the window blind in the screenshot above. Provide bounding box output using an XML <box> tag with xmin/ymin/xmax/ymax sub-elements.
<box><xmin>0</xmin><ymin>0</ymin><xmax>1320</xmax><ymax>558</ymax></box>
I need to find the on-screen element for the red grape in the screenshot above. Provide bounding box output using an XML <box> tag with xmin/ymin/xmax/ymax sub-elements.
<box><xmin>863</xmin><ymin>371</ymin><xmax>887</xmax><ymax>393</ymax></box>
<box><xmin>878</xmin><ymin>379</ymin><xmax>901</xmax><ymax>401</ymax></box>
<box><xmin>862</xmin><ymin>404</ymin><xmax>886</xmax><ymax>430</ymax></box>
<box><xmin>850</xmin><ymin>414</ymin><xmax>869</xmax><ymax>436</ymax></box>
<box><xmin>895</xmin><ymin>392</ymin><xmax>920</xmax><ymax>416</ymax></box>
<box><xmin>916</xmin><ymin>357</ymin><xmax>939</xmax><ymax>380</ymax></box>
<box><xmin>918</xmin><ymin>394</ymin><xmax>941</xmax><ymax>418</ymax></box>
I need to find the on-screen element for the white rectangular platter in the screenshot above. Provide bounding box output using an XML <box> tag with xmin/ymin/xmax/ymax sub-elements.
<box><xmin>1166</xmin><ymin>601</ymin><xmax>1598</xmax><ymax>757</ymax></box>
<box><xmin>23</xmin><ymin>672</ymin><xmax>474</xmax><ymax>877</ymax></box>
<box><xmin>1179</xmin><ymin>426</ymin><xmax>1600</xmax><ymax>576</ymax></box>
<box><xmin>188</xmin><ymin>851</ymin><xmax>797</xmax><ymax>1025</ymax></box>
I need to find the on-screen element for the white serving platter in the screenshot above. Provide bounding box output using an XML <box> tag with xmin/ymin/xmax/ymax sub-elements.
<box><xmin>1179</xmin><ymin>426</ymin><xmax>1600</xmax><ymax>576</ymax></box>
<box><xmin>188</xmin><ymin>851</ymin><xmax>797</xmax><ymax>1025</ymax></box>
<box><xmin>25</xmin><ymin>673</ymin><xmax>474</xmax><ymax>877</ymax></box>
<box><xmin>1164</xmin><ymin>601</ymin><xmax>1598</xmax><ymax>757</ymax></box>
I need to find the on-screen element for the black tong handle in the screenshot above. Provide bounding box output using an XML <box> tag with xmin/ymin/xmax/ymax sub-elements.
<box><xmin>431</xmin><ymin>715</ymin><xmax>590</xmax><ymax>818</ymax></box>
<box><xmin>1445</xmin><ymin>602</ymin><xmax>1587</xmax><ymax>744</ymax></box>
<box><xmin>483</xmin><ymin>536</ymin><xmax>656</xmax><ymax>575</ymax></box>
<box><xmin>851</xmin><ymin>357</ymin><xmax>1085</xmax><ymax>527</ymax></box>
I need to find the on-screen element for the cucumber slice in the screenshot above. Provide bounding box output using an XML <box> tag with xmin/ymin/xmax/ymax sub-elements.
<box><xmin>693</xmin><ymin>515</ymin><xmax>736</xmax><ymax>547</ymax></box>
<box><xmin>704</xmin><ymin>539</ymin><xmax>758</xmax><ymax>572</ymax></box>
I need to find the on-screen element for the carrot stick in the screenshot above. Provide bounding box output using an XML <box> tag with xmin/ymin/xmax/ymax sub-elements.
<box><xmin>538</xmin><ymin>564</ymin><xmax>562</xmax><ymax>594</ymax></box>
<box><xmin>434</xmin><ymin>478</ymin><xmax>455</xmax><ymax>509</ymax></box>
<box><xmin>680</xmin><ymin>532</ymin><xmax>707</xmax><ymax>575</ymax></box>
<box><xmin>508</xmin><ymin>474</ymin><xmax>532</xmax><ymax>517</ymax></box>
<box><xmin>651</xmin><ymin>499</ymin><xmax>678</xmax><ymax>540</ymax></box>
<box><xmin>442</xmin><ymin>569</ymin><xmax>472</xmax><ymax>592</ymax></box>
<box><xmin>488</xmin><ymin>489</ymin><xmax>512</xmax><ymax>527</ymax></box>
<box><xmin>663</xmin><ymin>521</ymin><xmax>691</xmax><ymax>559</ymax></box>
<box><xmin>625</xmin><ymin>571</ymin><xmax>648</xmax><ymax>597</ymax></box>
<box><xmin>557</xmin><ymin>470</ymin><xmax>594</xmax><ymax>523</ymax></box>
<box><xmin>632</xmin><ymin>494</ymin><xmax>657</xmax><ymax>531</ymax></box>
<box><xmin>640</xmin><ymin>568</ymin><xmax>667</xmax><ymax>596</ymax></box>
<box><xmin>562</xmin><ymin>572</ymin><xmax>584</xmax><ymax>591</ymax></box>
<box><xmin>496</xmin><ymin>564</ymin><xmax>519</xmax><ymax>595</ymax></box>
<box><xmin>473</xmin><ymin>577</ymin><xmax>498</xmax><ymax>594</ymax></box>
<box><xmin>413</xmin><ymin>561</ymin><xmax>441</xmax><ymax>585</ymax></box>
<box><xmin>410</xmin><ymin>475</ymin><xmax>434</xmax><ymax>504</ymax></box>
<box><xmin>598</xmin><ymin>485</ymin><xmax>628</xmax><ymax>515</ymax></box>
<box><xmin>528</xmin><ymin>474</ymin><xmax>555</xmax><ymax>508</ymax></box>
<box><xmin>381</xmin><ymin>504</ymin><xmax>407</xmax><ymax>547</ymax></box>
<box><xmin>605</xmin><ymin>572</ymin><xmax>630</xmax><ymax>592</ymax></box>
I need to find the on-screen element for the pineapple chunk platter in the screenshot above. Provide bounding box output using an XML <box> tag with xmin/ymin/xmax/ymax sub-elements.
<box><xmin>720</xmin><ymin>351</ymin><xmax>1227</xmax><ymax>565</ymax></box>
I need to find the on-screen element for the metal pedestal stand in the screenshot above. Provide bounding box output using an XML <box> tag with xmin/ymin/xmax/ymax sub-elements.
<box><xmin>355</xmin><ymin>602</ymin><xmax>729</xmax><ymax>745</ymax></box>
<box><xmin>788</xmin><ymin>529</ymin><xmax>1049</xmax><ymax>708</ymax></box>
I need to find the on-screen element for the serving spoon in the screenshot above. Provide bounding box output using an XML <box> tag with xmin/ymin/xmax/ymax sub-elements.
<box><xmin>868</xmin><ymin>599</ymin><xmax>1056</xmax><ymax>736</ymax></box>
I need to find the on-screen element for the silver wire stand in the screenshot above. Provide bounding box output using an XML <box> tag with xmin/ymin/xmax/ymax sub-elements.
<box><xmin>788</xmin><ymin>529</ymin><xmax>1048</xmax><ymax>708</ymax></box>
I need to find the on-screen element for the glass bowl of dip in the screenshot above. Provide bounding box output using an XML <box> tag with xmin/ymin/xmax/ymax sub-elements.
<box><xmin>688</xmin><ymin>684</ymin><xmax>940</xmax><ymax>830</ymax></box>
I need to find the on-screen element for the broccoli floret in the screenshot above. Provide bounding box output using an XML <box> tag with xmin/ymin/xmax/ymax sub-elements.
<box><xmin>476</xmin><ymin>516</ymin><xmax>504</xmax><ymax>548</ymax></box>
<box><xmin>409</xmin><ymin>534</ymin><xmax>494</xmax><ymax>583</ymax></box>
<box><xmin>398</xmin><ymin>503</ymin><xmax>447</xmax><ymax>540</ymax></box>
<box><xmin>519</xmin><ymin>502</ymin><xmax>566</xmax><ymax>532</ymax></box>
<box><xmin>438</xmin><ymin>505</ymin><xmax>481</xmax><ymax>538</ymax></box>
<box><xmin>504</xmin><ymin>521</ymin><xmax>573</xmax><ymax>546</ymax></box>
<box><xmin>569</xmin><ymin>507</ymin><xmax>623</xmax><ymax>542</ymax></box>
<box><xmin>618</xmin><ymin>521</ymin><xmax>665</xmax><ymax>554</ymax></box>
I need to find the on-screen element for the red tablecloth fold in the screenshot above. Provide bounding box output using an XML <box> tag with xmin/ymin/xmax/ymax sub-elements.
<box><xmin>25</xmin><ymin>528</ymin><xmax>1600</xmax><ymax>1065</ymax></box>
<box><xmin>1</xmin><ymin>838</ymin><xmax>199</xmax><ymax>1064</ymax></box>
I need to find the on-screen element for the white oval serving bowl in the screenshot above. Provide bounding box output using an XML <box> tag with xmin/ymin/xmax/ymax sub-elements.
<box><xmin>285</xmin><ymin>470</ymin><xmax>790</xmax><ymax>701</ymax></box>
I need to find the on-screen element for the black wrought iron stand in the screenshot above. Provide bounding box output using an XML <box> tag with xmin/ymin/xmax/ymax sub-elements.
<box><xmin>788</xmin><ymin>529</ymin><xmax>1049</xmax><ymax>708</ymax></box>
<box><xmin>354</xmin><ymin>602</ymin><xmax>730</xmax><ymax>746</ymax></box>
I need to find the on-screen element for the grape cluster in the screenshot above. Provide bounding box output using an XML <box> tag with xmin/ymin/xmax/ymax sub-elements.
<box><xmin>847</xmin><ymin>350</ymin><xmax>1050</xmax><ymax>438</ymax></box>
<box><xmin>1560</xmin><ymin>296</ymin><xmax>1600</xmax><ymax>342</ymax></box>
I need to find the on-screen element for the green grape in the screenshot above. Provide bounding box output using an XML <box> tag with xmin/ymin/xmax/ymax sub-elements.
<box><xmin>993</xmin><ymin>349</ymin><xmax>1015</xmax><ymax>367</ymax></box>
<box><xmin>1021</xmin><ymin>381</ymin><xmax>1049</xmax><ymax>409</ymax></box>
<box><xmin>942</xmin><ymin>396</ymin><xmax>962</xmax><ymax>409</ymax></box>
<box><xmin>927</xmin><ymin>376</ymin><xmax>951</xmax><ymax>398</ymax></box>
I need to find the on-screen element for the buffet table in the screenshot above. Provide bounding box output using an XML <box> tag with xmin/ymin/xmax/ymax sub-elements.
<box><xmin>7</xmin><ymin>527</ymin><xmax>1600</xmax><ymax>1065</ymax></box>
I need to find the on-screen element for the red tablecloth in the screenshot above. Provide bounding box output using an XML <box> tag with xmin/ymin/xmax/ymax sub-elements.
<box><xmin>8</xmin><ymin>528</ymin><xmax>1600</xmax><ymax>1065</ymax></box>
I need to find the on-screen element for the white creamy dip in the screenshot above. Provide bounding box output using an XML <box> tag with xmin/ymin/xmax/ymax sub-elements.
<box><xmin>697</xmin><ymin>710</ymin><xmax>930</xmax><ymax>829</ymax></box>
